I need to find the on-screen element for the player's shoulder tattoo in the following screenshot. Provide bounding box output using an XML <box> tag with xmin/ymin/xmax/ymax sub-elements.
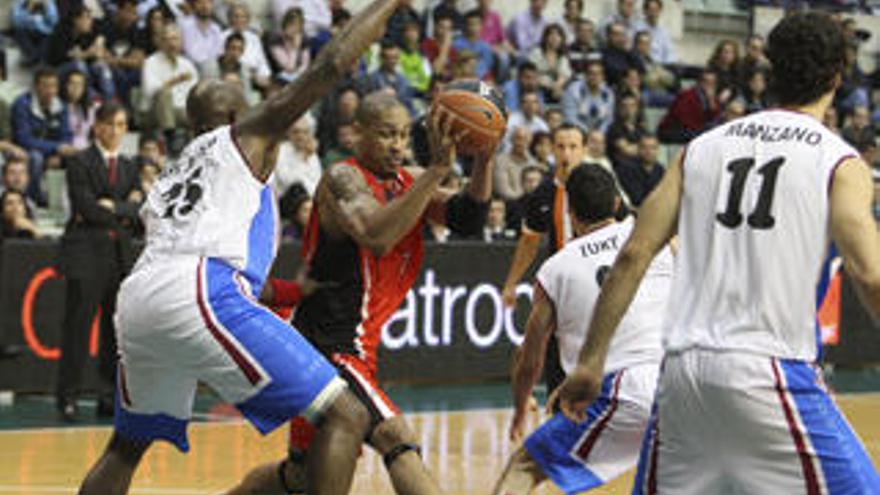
<box><xmin>326</xmin><ymin>163</ymin><xmax>371</xmax><ymax>202</ymax></box>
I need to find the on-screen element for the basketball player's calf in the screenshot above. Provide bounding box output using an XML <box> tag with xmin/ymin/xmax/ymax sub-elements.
<box><xmin>79</xmin><ymin>433</ymin><xmax>151</xmax><ymax>495</ymax></box>
<box><xmin>305</xmin><ymin>390</ymin><xmax>374</xmax><ymax>495</ymax></box>
<box><xmin>223</xmin><ymin>390</ymin><xmax>372</xmax><ymax>495</ymax></box>
<box><xmin>368</xmin><ymin>415</ymin><xmax>443</xmax><ymax>495</ymax></box>
<box><xmin>227</xmin><ymin>401</ymin><xmax>440</xmax><ymax>495</ymax></box>
<box><xmin>284</xmin><ymin>415</ymin><xmax>441</xmax><ymax>495</ymax></box>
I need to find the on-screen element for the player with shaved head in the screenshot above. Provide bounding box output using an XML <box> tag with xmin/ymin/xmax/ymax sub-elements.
<box><xmin>76</xmin><ymin>2</ymin><xmax>434</xmax><ymax>495</ymax></box>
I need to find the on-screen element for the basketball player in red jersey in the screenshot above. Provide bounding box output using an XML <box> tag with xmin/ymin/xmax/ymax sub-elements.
<box><xmin>229</xmin><ymin>92</ymin><xmax>497</xmax><ymax>495</ymax></box>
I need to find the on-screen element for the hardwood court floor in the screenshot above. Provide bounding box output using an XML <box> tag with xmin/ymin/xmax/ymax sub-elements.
<box><xmin>0</xmin><ymin>394</ymin><xmax>877</xmax><ymax>495</ymax></box>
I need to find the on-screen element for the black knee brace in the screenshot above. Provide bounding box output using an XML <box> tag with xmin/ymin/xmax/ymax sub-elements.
<box><xmin>278</xmin><ymin>449</ymin><xmax>307</xmax><ymax>494</ymax></box>
<box><xmin>382</xmin><ymin>442</ymin><xmax>422</xmax><ymax>468</ymax></box>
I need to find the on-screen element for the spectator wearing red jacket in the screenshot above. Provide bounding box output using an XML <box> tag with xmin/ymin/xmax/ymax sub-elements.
<box><xmin>658</xmin><ymin>69</ymin><xmax>721</xmax><ymax>144</ymax></box>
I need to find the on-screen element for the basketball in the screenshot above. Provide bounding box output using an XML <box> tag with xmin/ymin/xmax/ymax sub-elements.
<box><xmin>432</xmin><ymin>80</ymin><xmax>508</xmax><ymax>155</ymax></box>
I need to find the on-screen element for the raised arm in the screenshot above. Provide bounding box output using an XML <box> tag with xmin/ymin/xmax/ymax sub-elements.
<box><xmin>464</xmin><ymin>147</ymin><xmax>496</xmax><ymax>202</ymax></box>
<box><xmin>235</xmin><ymin>0</ymin><xmax>401</xmax><ymax>151</ymax></box>
<box><xmin>424</xmin><ymin>145</ymin><xmax>497</xmax><ymax>237</ymax></box>
<box><xmin>553</xmin><ymin>151</ymin><xmax>684</xmax><ymax>421</ymax></box>
<box><xmin>501</xmin><ymin>229</ymin><xmax>543</xmax><ymax>306</ymax></box>
<box><xmin>830</xmin><ymin>156</ymin><xmax>880</xmax><ymax>319</ymax></box>
<box><xmin>509</xmin><ymin>283</ymin><xmax>556</xmax><ymax>442</ymax></box>
<box><xmin>501</xmin><ymin>178</ymin><xmax>556</xmax><ymax>305</ymax></box>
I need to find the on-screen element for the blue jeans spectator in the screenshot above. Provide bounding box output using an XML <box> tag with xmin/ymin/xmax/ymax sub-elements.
<box><xmin>12</xmin><ymin>0</ymin><xmax>58</xmax><ymax>66</ymax></box>
<box><xmin>13</xmin><ymin>29</ymin><xmax>49</xmax><ymax>66</ymax></box>
<box><xmin>25</xmin><ymin>149</ymin><xmax>46</xmax><ymax>205</ymax></box>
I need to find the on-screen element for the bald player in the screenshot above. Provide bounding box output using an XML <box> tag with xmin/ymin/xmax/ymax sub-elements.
<box><xmin>77</xmin><ymin>1</ymin><xmax>412</xmax><ymax>494</ymax></box>
<box><xmin>229</xmin><ymin>90</ymin><xmax>496</xmax><ymax>494</ymax></box>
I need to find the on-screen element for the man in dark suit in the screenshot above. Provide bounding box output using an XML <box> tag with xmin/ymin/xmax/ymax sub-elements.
<box><xmin>56</xmin><ymin>102</ymin><xmax>143</xmax><ymax>422</ymax></box>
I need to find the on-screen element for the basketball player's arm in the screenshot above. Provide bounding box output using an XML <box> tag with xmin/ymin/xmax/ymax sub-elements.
<box><xmin>501</xmin><ymin>229</ymin><xmax>543</xmax><ymax>307</ymax></box>
<box><xmin>510</xmin><ymin>283</ymin><xmax>556</xmax><ymax>442</ymax></box>
<box><xmin>503</xmin><ymin>181</ymin><xmax>554</xmax><ymax>306</ymax></box>
<box><xmin>830</xmin><ymin>156</ymin><xmax>880</xmax><ymax>320</ymax></box>
<box><xmin>555</xmin><ymin>152</ymin><xmax>684</xmax><ymax>421</ymax></box>
<box><xmin>234</xmin><ymin>0</ymin><xmax>401</xmax><ymax>177</ymax></box>
<box><xmin>422</xmin><ymin>148</ymin><xmax>496</xmax><ymax>236</ymax></box>
<box><xmin>322</xmin><ymin>163</ymin><xmax>447</xmax><ymax>256</ymax></box>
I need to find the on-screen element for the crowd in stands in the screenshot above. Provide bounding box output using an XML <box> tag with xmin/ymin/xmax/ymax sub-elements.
<box><xmin>1</xmin><ymin>0</ymin><xmax>879</xmax><ymax>243</ymax></box>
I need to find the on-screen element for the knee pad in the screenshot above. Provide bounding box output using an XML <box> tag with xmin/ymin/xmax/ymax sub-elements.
<box><xmin>278</xmin><ymin>451</ymin><xmax>307</xmax><ymax>495</ymax></box>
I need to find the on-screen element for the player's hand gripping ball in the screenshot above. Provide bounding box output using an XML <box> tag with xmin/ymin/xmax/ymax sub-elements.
<box><xmin>431</xmin><ymin>80</ymin><xmax>508</xmax><ymax>155</ymax></box>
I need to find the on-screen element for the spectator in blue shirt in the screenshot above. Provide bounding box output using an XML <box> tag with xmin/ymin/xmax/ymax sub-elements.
<box><xmin>453</xmin><ymin>10</ymin><xmax>495</xmax><ymax>80</ymax></box>
<box><xmin>11</xmin><ymin>67</ymin><xmax>75</xmax><ymax>206</ymax></box>
<box><xmin>366</xmin><ymin>41</ymin><xmax>416</xmax><ymax>114</ymax></box>
<box><xmin>562</xmin><ymin>60</ymin><xmax>615</xmax><ymax>132</ymax></box>
<box><xmin>502</xmin><ymin>61</ymin><xmax>544</xmax><ymax>113</ymax></box>
<box><xmin>12</xmin><ymin>0</ymin><xmax>59</xmax><ymax>67</ymax></box>
<box><xmin>633</xmin><ymin>0</ymin><xmax>677</xmax><ymax>65</ymax></box>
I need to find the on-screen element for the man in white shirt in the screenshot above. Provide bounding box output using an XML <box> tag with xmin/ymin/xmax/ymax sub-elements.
<box><xmin>632</xmin><ymin>0</ymin><xmax>677</xmax><ymax>65</ymax></box>
<box><xmin>179</xmin><ymin>0</ymin><xmax>224</xmax><ymax>73</ymax></box>
<box><xmin>141</xmin><ymin>23</ymin><xmax>199</xmax><ymax>151</ymax></box>
<box><xmin>272</xmin><ymin>114</ymin><xmax>323</xmax><ymax>198</ymax></box>
<box><xmin>223</xmin><ymin>2</ymin><xmax>272</xmax><ymax>90</ymax></box>
<box><xmin>503</xmin><ymin>89</ymin><xmax>549</xmax><ymax>152</ymax></box>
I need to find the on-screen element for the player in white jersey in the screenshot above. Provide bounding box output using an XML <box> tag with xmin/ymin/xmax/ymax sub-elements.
<box><xmin>555</xmin><ymin>12</ymin><xmax>880</xmax><ymax>494</ymax></box>
<box><xmin>492</xmin><ymin>165</ymin><xmax>674</xmax><ymax>495</ymax></box>
<box><xmin>77</xmin><ymin>1</ymin><xmax>420</xmax><ymax>494</ymax></box>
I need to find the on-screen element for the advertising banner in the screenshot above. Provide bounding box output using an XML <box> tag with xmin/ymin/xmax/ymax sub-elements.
<box><xmin>0</xmin><ymin>240</ymin><xmax>875</xmax><ymax>392</ymax></box>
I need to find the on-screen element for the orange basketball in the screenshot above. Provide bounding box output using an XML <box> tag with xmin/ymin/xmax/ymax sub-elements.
<box><xmin>432</xmin><ymin>80</ymin><xmax>508</xmax><ymax>155</ymax></box>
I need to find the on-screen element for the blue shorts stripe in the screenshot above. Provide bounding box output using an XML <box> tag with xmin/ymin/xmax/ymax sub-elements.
<box><xmin>204</xmin><ymin>258</ymin><xmax>338</xmax><ymax>434</ymax></box>
<box><xmin>780</xmin><ymin>360</ymin><xmax>880</xmax><ymax>494</ymax></box>
<box><xmin>113</xmin><ymin>395</ymin><xmax>190</xmax><ymax>452</ymax></box>
<box><xmin>524</xmin><ymin>371</ymin><xmax>620</xmax><ymax>495</ymax></box>
<box><xmin>631</xmin><ymin>402</ymin><xmax>658</xmax><ymax>495</ymax></box>
<box><xmin>243</xmin><ymin>185</ymin><xmax>277</xmax><ymax>293</ymax></box>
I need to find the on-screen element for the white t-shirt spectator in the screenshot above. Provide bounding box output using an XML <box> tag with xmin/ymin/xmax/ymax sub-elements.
<box><xmin>503</xmin><ymin>112</ymin><xmax>549</xmax><ymax>152</ymax></box>
<box><xmin>223</xmin><ymin>28</ymin><xmax>273</xmax><ymax>79</ymax></box>
<box><xmin>272</xmin><ymin>142</ymin><xmax>322</xmax><ymax>198</ymax></box>
<box><xmin>179</xmin><ymin>15</ymin><xmax>224</xmax><ymax>69</ymax></box>
<box><xmin>140</xmin><ymin>52</ymin><xmax>199</xmax><ymax>112</ymax></box>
